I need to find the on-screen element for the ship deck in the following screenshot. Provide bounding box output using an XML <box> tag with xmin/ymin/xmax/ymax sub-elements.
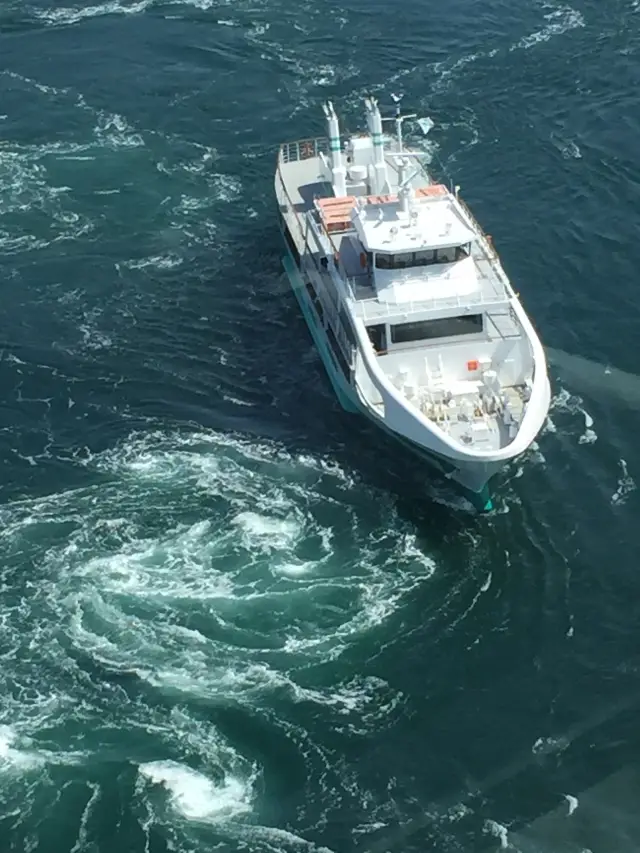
<box><xmin>280</xmin><ymin>157</ymin><xmax>332</xmax><ymax>214</ymax></box>
<box><xmin>276</xmin><ymin>149</ymin><xmax>520</xmax><ymax>336</ymax></box>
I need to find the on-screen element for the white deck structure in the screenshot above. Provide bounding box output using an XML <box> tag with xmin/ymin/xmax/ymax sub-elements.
<box><xmin>275</xmin><ymin>97</ymin><xmax>550</xmax><ymax>506</ymax></box>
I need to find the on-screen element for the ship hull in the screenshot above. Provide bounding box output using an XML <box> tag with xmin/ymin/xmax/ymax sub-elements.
<box><xmin>281</xmin><ymin>230</ymin><xmax>498</xmax><ymax>510</ymax></box>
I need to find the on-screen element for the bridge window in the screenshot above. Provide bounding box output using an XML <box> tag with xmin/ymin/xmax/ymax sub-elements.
<box><xmin>437</xmin><ymin>246</ymin><xmax>457</xmax><ymax>263</ymax></box>
<box><xmin>391</xmin><ymin>314</ymin><xmax>483</xmax><ymax>344</ymax></box>
<box><xmin>375</xmin><ymin>243</ymin><xmax>471</xmax><ymax>269</ymax></box>
<box><xmin>414</xmin><ymin>249</ymin><xmax>436</xmax><ymax>265</ymax></box>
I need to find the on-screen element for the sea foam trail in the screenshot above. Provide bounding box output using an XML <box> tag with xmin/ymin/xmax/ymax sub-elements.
<box><xmin>0</xmin><ymin>427</ymin><xmax>436</xmax><ymax>844</ymax></box>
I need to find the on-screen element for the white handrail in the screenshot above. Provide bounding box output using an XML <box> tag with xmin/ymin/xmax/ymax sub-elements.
<box><xmin>351</xmin><ymin>310</ymin><xmax>548</xmax><ymax>462</ymax></box>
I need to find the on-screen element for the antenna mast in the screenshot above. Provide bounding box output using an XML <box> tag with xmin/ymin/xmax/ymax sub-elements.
<box><xmin>387</xmin><ymin>93</ymin><xmax>417</xmax><ymax>153</ymax></box>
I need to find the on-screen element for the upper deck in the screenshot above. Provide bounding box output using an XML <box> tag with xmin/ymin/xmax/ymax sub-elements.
<box><xmin>275</xmin><ymin>110</ymin><xmax>517</xmax><ymax>330</ymax></box>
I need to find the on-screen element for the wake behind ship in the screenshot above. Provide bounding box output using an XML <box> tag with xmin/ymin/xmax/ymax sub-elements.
<box><xmin>274</xmin><ymin>96</ymin><xmax>551</xmax><ymax>510</ymax></box>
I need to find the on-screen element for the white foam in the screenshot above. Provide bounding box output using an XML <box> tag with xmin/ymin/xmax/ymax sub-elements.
<box><xmin>71</xmin><ymin>521</ymin><xmax>236</xmax><ymax>602</ymax></box>
<box><xmin>221</xmin><ymin>393</ymin><xmax>256</xmax><ymax>407</ymax></box>
<box><xmin>612</xmin><ymin>459</ymin><xmax>636</xmax><ymax>506</ymax></box>
<box><xmin>93</xmin><ymin>111</ymin><xmax>144</xmax><ymax>149</ymax></box>
<box><xmin>232</xmin><ymin>511</ymin><xmax>303</xmax><ymax>552</ymax></box>
<box><xmin>510</xmin><ymin>5</ymin><xmax>585</xmax><ymax>51</ymax></box>
<box><xmin>122</xmin><ymin>253</ymin><xmax>184</xmax><ymax>271</ymax></box>
<box><xmin>0</xmin><ymin>726</ymin><xmax>44</xmax><ymax>772</ymax></box>
<box><xmin>33</xmin><ymin>0</ymin><xmax>154</xmax><ymax>26</ymax></box>
<box><xmin>0</xmin><ymin>425</ymin><xmax>433</xmax><ymax>830</ymax></box>
<box><xmin>0</xmin><ymin>71</ymin><xmax>228</xmax><ymax>260</ymax></box>
<box><xmin>374</xmin><ymin>2</ymin><xmax>583</xmax><ymax>111</ymax></box>
<box><xmin>138</xmin><ymin>759</ymin><xmax>254</xmax><ymax>822</ymax></box>
<box><xmin>432</xmin><ymin>49</ymin><xmax>497</xmax><ymax>93</ymax></box>
<box><xmin>577</xmin><ymin>407</ymin><xmax>597</xmax><ymax>445</ymax></box>
<box><xmin>70</xmin><ymin>783</ymin><xmax>101</xmax><ymax>853</ymax></box>
<box><xmin>550</xmin><ymin>387</ymin><xmax>598</xmax><ymax>445</ymax></box>
<box><xmin>234</xmin><ymin>824</ymin><xmax>335</xmax><ymax>853</ymax></box>
<box><xmin>484</xmin><ymin>819</ymin><xmax>509</xmax><ymax>848</ymax></box>
<box><xmin>564</xmin><ymin>793</ymin><xmax>578</xmax><ymax>815</ymax></box>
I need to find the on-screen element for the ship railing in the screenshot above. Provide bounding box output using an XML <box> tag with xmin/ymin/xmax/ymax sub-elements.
<box><xmin>353</xmin><ymin>284</ymin><xmax>510</xmax><ymax>321</ymax></box>
<box><xmin>275</xmin><ymin>161</ymin><xmax>308</xmax><ymax>249</ymax></box>
<box><xmin>455</xmin><ymin>194</ymin><xmax>518</xmax><ymax>296</ymax></box>
<box><xmin>304</xmin><ymin>211</ymin><xmax>358</xmax><ymax>301</ymax></box>
<box><xmin>350</xmin><ymin>284</ymin><xmax>521</xmax><ymax>342</ymax></box>
<box><xmin>484</xmin><ymin>305</ymin><xmax>523</xmax><ymax>341</ymax></box>
<box><xmin>351</xmin><ymin>304</ymin><xmax>546</xmax><ymax>461</ymax></box>
<box><xmin>455</xmin><ymin>194</ymin><xmax>495</xmax><ymax>255</ymax></box>
<box><xmin>344</xmin><ymin>273</ymin><xmax>373</xmax><ymax>298</ymax></box>
<box><xmin>280</xmin><ymin>137</ymin><xmax>329</xmax><ymax>164</ymax></box>
<box><xmin>277</xmin><ymin>180</ymin><xmax>355</xmax><ymax>371</ymax></box>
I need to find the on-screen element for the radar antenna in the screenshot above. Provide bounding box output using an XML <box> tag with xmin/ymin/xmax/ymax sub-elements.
<box><xmin>381</xmin><ymin>92</ymin><xmax>433</xmax><ymax>152</ymax></box>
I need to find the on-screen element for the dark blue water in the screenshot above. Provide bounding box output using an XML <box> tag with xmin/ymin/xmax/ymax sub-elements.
<box><xmin>2</xmin><ymin>0</ymin><xmax>640</xmax><ymax>850</ymax></box>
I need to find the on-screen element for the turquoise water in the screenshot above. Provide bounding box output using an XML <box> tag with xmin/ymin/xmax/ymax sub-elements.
<box><xmin>2</xmin><ymin>0</ymin><xmax>640</xmax><ymax>850</ymax></box>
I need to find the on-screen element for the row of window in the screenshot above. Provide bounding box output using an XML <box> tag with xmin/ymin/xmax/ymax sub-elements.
<box><xmin>306</xmin><ymin>279</ymin><xmax>354</xmax><ymax>378</ymax></box>
<box><xmin>375</xmin><ymin>244</ymin><xmax>471</xmax><ymax>269</ymax></box>
<box><xmin>305</xmin><ymin>281</ymin><xmax>324</xmax><ymax>324</ymax></box>
<box><xmin>367</xmin><ymin>314</ymin><xmax>483</xmax><ymax>351</ymax></box>
<box><xmin>326</xmin><ymin>325</ymin><xmax>351</xmax><ymax>379</ymax></box>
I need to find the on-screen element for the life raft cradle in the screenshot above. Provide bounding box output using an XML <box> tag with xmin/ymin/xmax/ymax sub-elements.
<box><xmin>315</xmin><ymin>185</ymin><xmax>448</xmax><ymax>233</ymax></box>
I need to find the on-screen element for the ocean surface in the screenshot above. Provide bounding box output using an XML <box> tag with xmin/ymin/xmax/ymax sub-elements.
<box><xmin>2</xmin><ymin>0</ymin><xmax>640</xmax><ymax>850</ymax></box>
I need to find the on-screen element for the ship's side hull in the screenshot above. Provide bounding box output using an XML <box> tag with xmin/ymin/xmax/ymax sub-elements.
<box><xmin>280</xmin><ymin>221</ymin><xmax>496</xmax><ymax>510</ymax></box>
<box><xmin>282</xmin><ymin>248</ymin><xmax>358</xmax><ymax>414</ymax></box>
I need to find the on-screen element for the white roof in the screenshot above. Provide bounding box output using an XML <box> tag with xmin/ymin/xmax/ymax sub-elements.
<box><xmin>374</xmin><ymin>255</ymin><xmax>480</xmax><ymax>305</ymax></box>
<box><xmin>352</xmin><ymin>196</ymin><xmax>476</xmax><ymax>254</ymax></box>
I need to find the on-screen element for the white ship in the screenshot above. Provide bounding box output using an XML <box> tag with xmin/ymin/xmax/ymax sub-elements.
<box><xmin>274</xmin><ymin>96</ymin><xmax>551</xmax><ymax>510</ymax></box>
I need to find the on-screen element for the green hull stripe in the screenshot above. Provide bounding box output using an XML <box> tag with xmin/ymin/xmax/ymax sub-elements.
<box><xmin>282</xmin><ymin>253</ymin><xmax>358</xmax><ymax>413</ymax></box>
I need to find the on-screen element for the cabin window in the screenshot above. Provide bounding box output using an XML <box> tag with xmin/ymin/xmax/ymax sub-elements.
<box><xmin>305</xmin><ymin>281</ymin><xmax>324</xmax><ymax>323</ymax></box>
<box><xmin>414</xmin><ymin>249</ymin><xmax>435</xmax><ymax>265</ymax></box>
<box><xmin>390</xmin><ymin>314</ymin><xmax>484</xmax><ymax>344</ymax></box>
<box><xmin>326</xmin><ymin>325</ymin><xmax>351</xmax><ymax>378</ymax></box>
<box><xmin>375</xmin><ymin>245</ymin><xmax>471</xmax><ymax>269</ymax></box>
<box><xmin>323</xmin><ymin>273</ymin><xmax>340</xmax><ymax>310</ymax></box>
<box><xmin>366</xmin><ymin>323</ymin><xmax>387</xmax><ymax>353</ymax></box>
<box><xmin>436</xmin><ymin>246</ymin><xmax>457</xmax><ymax>264</ymax></box>
<box><xmin>395</xmin><ymin>252</ymin><xmax>414</xmax><ymax>269</ymax></box>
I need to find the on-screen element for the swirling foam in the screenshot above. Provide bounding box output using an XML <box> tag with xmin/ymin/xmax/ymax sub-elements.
<box><xmin>0</xmin><ymin>427</ymin><xmax>434</xmax><ymax>844</ymax></box>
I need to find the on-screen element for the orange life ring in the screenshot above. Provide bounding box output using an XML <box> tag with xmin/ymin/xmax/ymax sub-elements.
<box><xmin>360</xmin><ymin>252</ymin><xmax>367</xmax><ymax>269</ymax></box>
